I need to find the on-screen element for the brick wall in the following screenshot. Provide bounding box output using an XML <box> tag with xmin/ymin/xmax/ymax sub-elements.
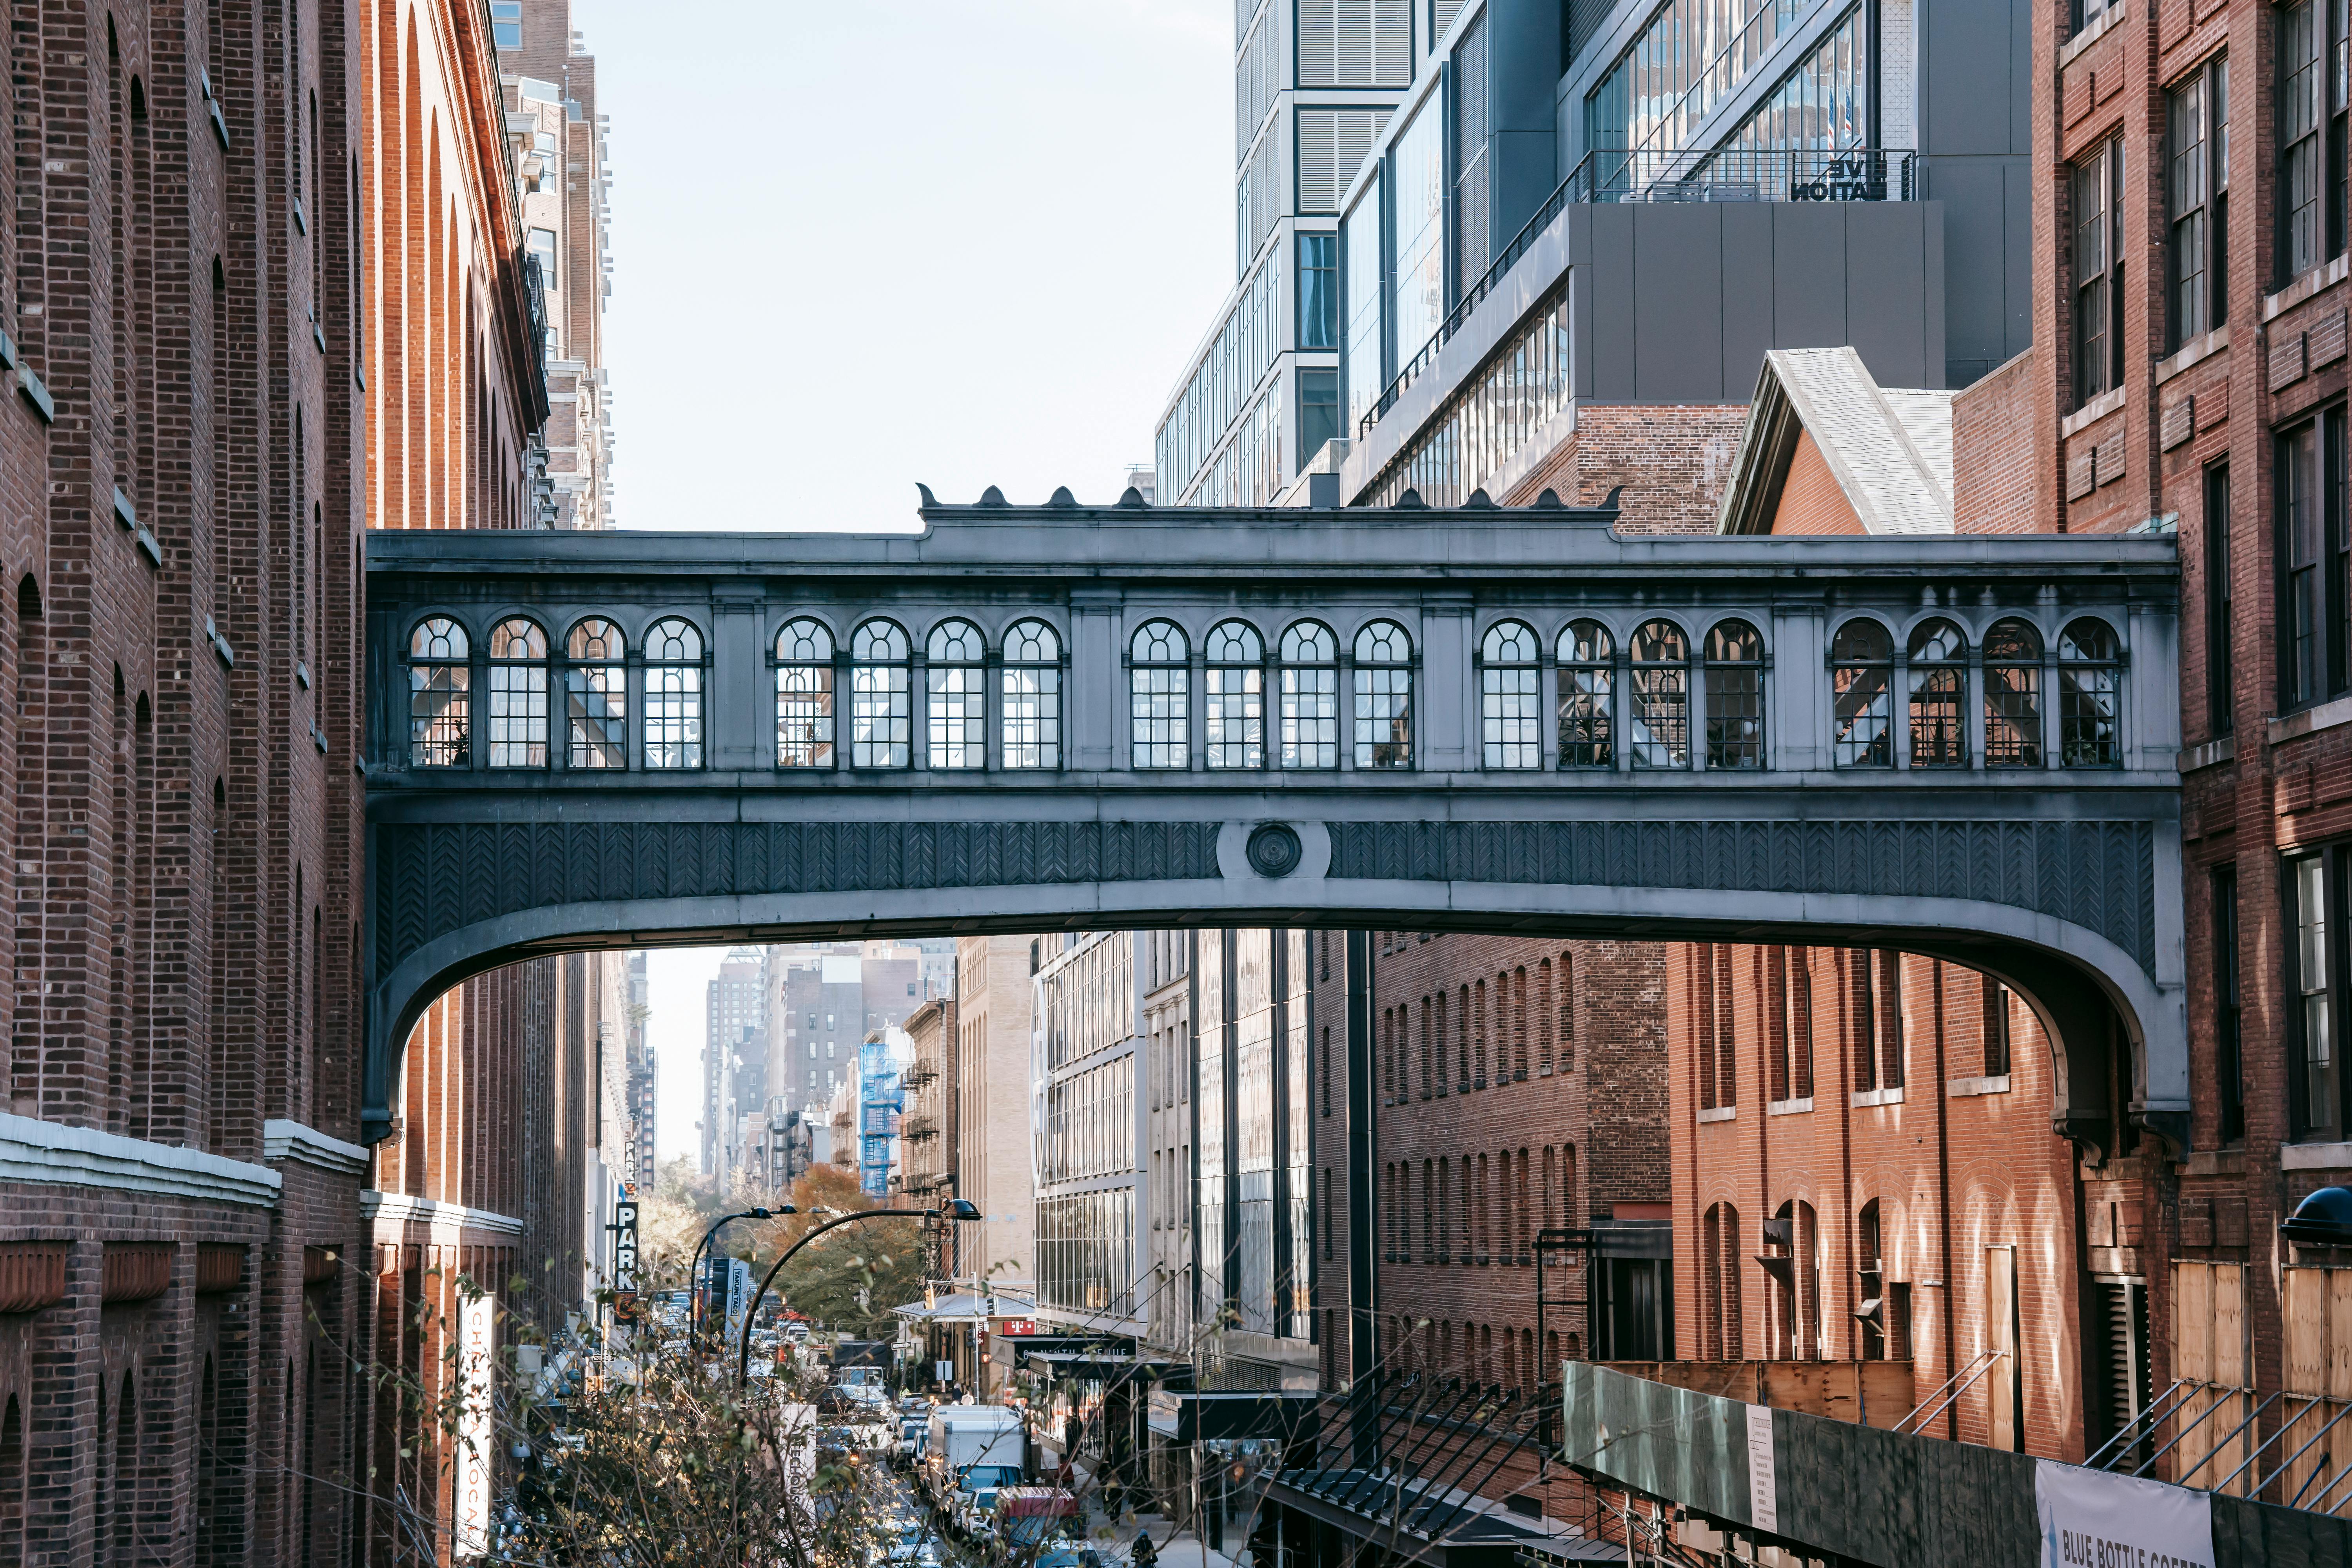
<box><xmin>1309</xmin><ymin>930</ymin><xmax>1667</xmax><ymax>1517</ymax></box>
<box><xmin>1953</xmin><ymin>347</ymin><xmax>2041</xmax><ymax>534</ymax></box>
<box><xmin>1502</xmin><ymin>404</ymin><xmax>1749</xmax><ymax>532</ymax></box>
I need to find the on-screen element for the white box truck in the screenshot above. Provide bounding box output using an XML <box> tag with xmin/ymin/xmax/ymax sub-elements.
<box><xmin>923</xmin><ymin>1405</ymin><xmax>1026</xmax><ymax>1531</ymax></box>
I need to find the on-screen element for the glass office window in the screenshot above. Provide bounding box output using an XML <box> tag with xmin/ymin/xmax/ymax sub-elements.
<box><xmin>1298</xmin><ymin>232</ymin><xmax>1338</xmax><ymax>348</ymax></box>
<box><xmin>1298</xmin><ymin>369</ymin><xmax>1340</xmax><ymax>467</ymax></box>
<box><xmin>1342</xmin><ymin>174</ymin><xmax>1384</xmax><ymax>431</ymax></box>
<box><xmin>1390</xmin><ymin>106</ymin><xmax>1445</xmax><ymax>373</ymax></box>
<box><xmin>1586</xmin><ymin>0</ymin><xmax>1804</xmax><ymax>167</ymax></box>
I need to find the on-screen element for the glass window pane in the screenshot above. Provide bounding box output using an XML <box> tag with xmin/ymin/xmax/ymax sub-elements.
<box><xmin>487</xmin><ymin>618</ymin><xmax>547</xmax><ymax>769</ymax></box>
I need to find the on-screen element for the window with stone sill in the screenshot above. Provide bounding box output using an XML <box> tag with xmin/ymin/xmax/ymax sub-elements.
<box><xmin>2279</xmin><ymin>407</ymin><xmax>2351</xmax><ymax>713</ymax></box>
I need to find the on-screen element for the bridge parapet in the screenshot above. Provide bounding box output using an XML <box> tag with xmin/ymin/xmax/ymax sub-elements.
<box><xmin>361</xmin><ymin>496</ymin><xmax>2182</xmax><ymax>1153</ymax></box>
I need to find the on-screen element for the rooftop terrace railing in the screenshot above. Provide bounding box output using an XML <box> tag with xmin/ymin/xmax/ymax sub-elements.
<box><xmin>1359</xmin><ymin>146</ymin><xmax>1915</xmax><ymax>439</ymax></box>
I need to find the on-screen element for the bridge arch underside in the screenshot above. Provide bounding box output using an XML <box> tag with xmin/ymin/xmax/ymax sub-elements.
<box><xmin>362</xmin><ymin>815</ymin><xmax>2184</xmax><ymax>1158</ymax></box>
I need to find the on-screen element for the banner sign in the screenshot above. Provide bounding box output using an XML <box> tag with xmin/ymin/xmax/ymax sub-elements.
<box><xmin>453</xmin><ymin>1293</ymin><xmax>495</xmax><ymax>1558</ymax></box>
<box><xmin>1744</xmin><ymin>1404</ymin><xmax>1778</xmax><ymax>1534</ymax></box>
<box><xmin>2034</xmin><ymin>1460</ymin><xmax>2215</xmax><ymax>1568</ymax></box>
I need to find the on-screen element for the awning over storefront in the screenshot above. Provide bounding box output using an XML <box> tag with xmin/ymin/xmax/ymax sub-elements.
<box><xmin>1145</xmin><ymin>1389</ymin><xmax>1317</xmax><ymax>1445</ymax></box>
<box><xmin>891</xmin><ymin>1291</ymin><xmax>1034</xmax><ymax>1325</ymax></box>
<box><xmin>1023</xmin><ymin>1347</ymin><xmax>1191</xmax><ymax>1383</ymax></box>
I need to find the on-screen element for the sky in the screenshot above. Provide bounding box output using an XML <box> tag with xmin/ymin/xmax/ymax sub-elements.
<box><xmin>569</xmin><ymin>0</ymin><xmax>1236</xmax><ymax>1158</ymax></box>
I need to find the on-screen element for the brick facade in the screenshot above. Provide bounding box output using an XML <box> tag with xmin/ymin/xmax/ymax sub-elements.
<box><xmin>0</xmin><ymin>0</ymin><xmax>385</xmax><ymax>1563</ymax></box>
<box><xmin>1309</xmin><ymin>930</ymin><xmax>1668</xmax><ymax>1517</ymax></box>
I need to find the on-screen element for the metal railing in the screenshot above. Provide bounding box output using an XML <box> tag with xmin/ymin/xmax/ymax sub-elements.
<box><xmin>1890</xmin><ymin>1348</ymin><xmax>2004</xmax><ymax>1436</ymax></box>
<box><xmin>1570</xmin><ymin>145</ymin><xmax>1915</xmax><ymax>206</ymax></box>
<box><xmin>1357</xmin><ymin>146</ymin><xmax>1915</xmax><ymax>439</ymax></box>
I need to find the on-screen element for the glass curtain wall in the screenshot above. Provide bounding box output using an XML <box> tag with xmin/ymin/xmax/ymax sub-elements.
<box><xmin>1195</xmin><ymin>928</ymin><xmax>1313</xmax><ymax>1341</ymax></box>
<box><xmin>1716</xmin><ymin>6</ymin><xmax>1866</xmax><ymax>153</ymax></box>
<box><xmin>1586</xmin><ymin>0</ymin><xmax>1808</xmax><ymax>168</ymax></box>
<box><xmin>1035</xmin><ymin>935</ymin><xmax>1142</xmax><ymax>1319</ymax></box>
<box><xmin>1390</xmin><ymin>105</ymin><xmax>1446</xmax><ymax>377</ymax></box>
<box><xmin>1369</xmin><ymin>289</ymin><xmax>1571</xmax><ymax>506</ymax></box>
<box><xmin>1343</xmin><ymin>172</ymin><xmax>1385</xmax><ymax>430</ymax></box>
<box><xmin>1158</xmin><ymin>254</ymin><xmax>1284</xmax><ymax>504</ymax></box>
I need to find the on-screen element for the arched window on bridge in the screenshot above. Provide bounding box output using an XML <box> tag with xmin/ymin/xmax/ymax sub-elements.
<box><xmin>1556</xmin><ymin>620</ymin><xmax>1613</xmax><ymax>768</ymax></box>
<box><xmin>1984</xmin><ymin>618</ymin><xmax>2044</xmax><ymax>768</ymax></box>
<box><xmin>1278</xmin><ymin>620</ymin><xmax>1338</xmax><ymax>768</ymax></box>
<box><xmin>1907</xmin><ymin>618</ymin><xmax>1967</xmax><ymax>767</ymax></box>
<box><xmin>1830</xmin><ymin>618</ymin><xmax>1892</xmax><ymax>768</ymax></box>
<box><xmin>2058</xmin><ymin>617</ymin><xmax>2122</xmax><ymax>767</ymax></box>
<box><xmin>926</xmin><ymin>619</ymin><xmax>987</xmax><ymax>770</ymax></box>
<box><xmin>775</xmin><ymin>618</ymin><xmax>836</xmax><ymax>768</ymax></box>
<box><xmin>407</xmin><ymin>617</ymin><xmax>470</xmax><ymax>768</ymax></box>
<box><xmin>1205</xmin><ymin>620</ymin><xmax>1265</xmax><ymax>770</ymax></box>
<box><xmin>1353</xmin><ymin>619</ymin><xmax>1414</xmax><ymax>769</ymax></box>
<box><xmin>486</xmin><ymin>618</ymin><xmax>547</xmax><ymax>769</ymax></box>
<box><xmin>1479</xmin><ymin>619</ymin><xmax>1541</xmax><ymax>769</ymax></box>
<box><xmin>564</xmin><ymin>619</ymin><xmax>626</xmax><ymax>769</ymax></box>
<box><xmin>850</xmin><ymin>619</ymin><xmax>912</xmax><ymax>769</ymax></box>
<box><xmin>1001</xmin><ymin>618</ymin><xmax>1061</xmax><ymax>769</ymax></box>
<box><xmin>1704</xmin><ymin>620</ymin><xmax>1764</xmax><ymax>769</ymax></box>
<box><xmin>643</xmin><ymin>617</ymin><xmax>704</xmax><ymax>770</ymax></box>
<box><xmin>1130</xmin><ymin>620</ymin><xmax>1190</xmax><ymax>769</ymax></box>
<box><xmin>1629</xmin><ymin>619</ymin><xmax>1689</xmax><ymax>768</ymax></box>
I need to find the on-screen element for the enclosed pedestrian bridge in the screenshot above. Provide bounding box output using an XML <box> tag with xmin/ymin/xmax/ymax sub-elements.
<box><xmin>361</xmin><ymin>490</ymin><xmax>2183</xmax><ymax>1153</ymax></box>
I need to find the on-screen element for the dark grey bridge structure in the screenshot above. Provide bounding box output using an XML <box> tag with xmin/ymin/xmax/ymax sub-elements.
<box><xmin>360</xmin><ymin>492</ymin><xmax>2183</xmax><ymax>1152</ymax></box>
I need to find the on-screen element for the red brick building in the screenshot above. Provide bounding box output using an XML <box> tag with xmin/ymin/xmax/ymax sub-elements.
<box><xmin>0</xmin><ymin>2</ymin><xmax>382</xmax><ymax>1564</ymax></box>
<box><xmin>0</xmin><ymin>1</ymin><xmax>599</xmax><ymax>1564</ymax></box>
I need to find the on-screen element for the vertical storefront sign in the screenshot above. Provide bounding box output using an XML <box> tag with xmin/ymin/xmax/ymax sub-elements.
<box><xmin>612</xmin><ymin>1198</ymin><xmax>639</xmax><ymax>1323</ymax></box>
<box><xmin>2034</xmin><ymin>1461</ymin><xmax>2215</xmax><ymax>1568</ymax></box>
<box><xmin>453</xmin><ymin>1292</ymin><xmax>495</xmax><ymax>1558</ymax></box>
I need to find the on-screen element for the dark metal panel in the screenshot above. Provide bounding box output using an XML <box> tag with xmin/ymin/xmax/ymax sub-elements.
<box><xmin>1844</xmin><ymin>205</ymin><xmax>1931</xmax><ymax>390</ymax></box>
<box><xmin>1586</xmin><ymin>204</ymin><xmax>1637</xmax><ymax>399</ymax></box>
<box><xmin>1632</xmin><ymin>207</ymin><xmax>1727</xmax><ymax>400</ymax></box>
<box><xmin>1918</xmin><ymin>0</ymin><xmax>2027</xmax><ymax>160</ymax></box>
<box><xmin>1718</xmin><ymin>202</ymin><xmax>1777</xmax><ymax>400</ymax></box>
<box><xmin>1768</xmin><ymin>205</ymin><xmax>1849</xmax><ymax>352</ymax></box>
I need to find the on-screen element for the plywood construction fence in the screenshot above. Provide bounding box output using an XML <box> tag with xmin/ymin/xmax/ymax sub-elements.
<box><xmin>2170</xmin><ymin>1262</ymin><xmax>2251</xmax><ymax>1494</ymax></box>
<box><xmin>2276</xmin><ymin>1267</ymin><xmax>2352</xmax><ymax>1512</ymax></box>
<box><xmin>1601</xmin><ymin>1359</ymin><xmax>1915</xmax><ymax>1428</ymax></box>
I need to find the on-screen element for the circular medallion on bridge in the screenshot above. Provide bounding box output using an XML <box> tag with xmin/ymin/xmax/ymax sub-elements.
<box><xmin>1246</xmin><ymin>822</ymin><xmax>1303</xmax><ymax>878</ymax></box>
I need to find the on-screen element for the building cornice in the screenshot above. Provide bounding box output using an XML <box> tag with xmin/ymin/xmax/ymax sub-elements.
<box><xmin>361</xmin><ymin>1189</ymin><xmax>525</xmax><ymax>1238</ymax></box>
<box><xmin>0</xmin><ymin>1112</ymin><xmax>281</xmax><ymax>1207</ymax></box>
<box><xmin>263</xmin><ymin>1119</ymin><xmax>372</xmax><ymax>1178</ymax></box>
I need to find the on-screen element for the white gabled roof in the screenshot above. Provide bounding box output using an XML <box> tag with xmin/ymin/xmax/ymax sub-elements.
<box><xmin>1716</xmin><ymin>347</ymin><xmax>1955</xmax><ymax>536</ymax></box>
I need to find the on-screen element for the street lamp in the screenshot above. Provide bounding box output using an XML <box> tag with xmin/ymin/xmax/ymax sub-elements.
<box><xmin>737</xmin><ymin>1198</ymin><xmax>982</xmax><ymax>1386</ymax></box>
<box><xmin>688</xmin><ymin>1205</ymin><xmax>794</xmax><ymax>1345</ymax></box>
